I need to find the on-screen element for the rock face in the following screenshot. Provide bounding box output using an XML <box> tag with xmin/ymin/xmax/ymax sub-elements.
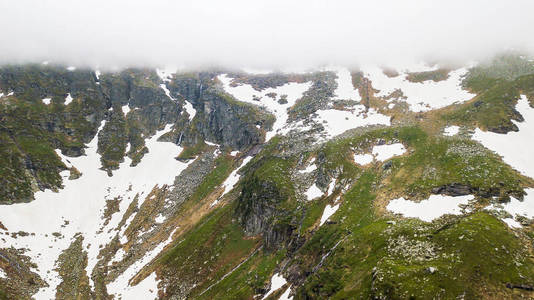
<box><xmin>169</xmin><ymin>73</ymin><xmax>273</xmax><ymax>150</ymax></box>
<box><xmin>236</xmin><ymin>176</ymin><xmax>295</xmax><ymax>250</ymax></box>
<box><xmin>431</xmin><ymin>183</ymin><xmax>473</xmax><ymax>196</ymax></box>
<box><xmin>0</xmin><ymin>66</ymin><xmax>271</xmax><ymax>203</ymax></box>
<box><xmin>233</xmin><ymin>145</ymin><xmax>304</xmax><ymax>252</ymax></box>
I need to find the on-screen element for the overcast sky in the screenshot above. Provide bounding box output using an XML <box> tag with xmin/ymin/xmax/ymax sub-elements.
<box><xmin>0</xmin><ymin>0</ymin><xmax>533</xmax><ymax>70</ymax></box>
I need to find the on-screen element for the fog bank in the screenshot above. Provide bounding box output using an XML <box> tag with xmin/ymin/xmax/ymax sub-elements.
<box><xmin>0</xmin><ymin>0</ymin><xmax>533</xmax><ymax>70</ymax></box>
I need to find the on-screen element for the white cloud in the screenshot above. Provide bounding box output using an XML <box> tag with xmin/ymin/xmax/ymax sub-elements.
<box><xmin>0</xmin><ymin>0</ymin><xmax>533</xmax><ymax>69</ymax></box>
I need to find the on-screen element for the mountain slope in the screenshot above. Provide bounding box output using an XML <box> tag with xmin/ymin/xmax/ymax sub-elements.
<box><xmin>1</xmin><ymin>54</ymin><xmax>534</xmax><ymax>299</ymax></box>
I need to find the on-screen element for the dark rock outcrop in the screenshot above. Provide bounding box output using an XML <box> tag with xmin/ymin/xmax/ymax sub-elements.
<box><xmin>235</xmin><ymin>176</ymin><xmax>295</xmax><ymax>250</ymax></box>
<box><xmin>431</xmin><ymin>183</ymin><xmax>473</xmax><ymax>196</ymax></box>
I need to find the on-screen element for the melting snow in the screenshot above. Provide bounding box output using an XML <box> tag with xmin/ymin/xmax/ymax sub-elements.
<box><xmin>327</xmin><ymin>179</ymin><xmax>336</xmax><ymax>196</ymax></box>
<box><xmin>214</xmin><ymin>156</ymin><xmax>254</xmax><ymax>205</ymax></box>
<box><xmin>299</xmin><ymin>163</ymin><xmax>317</xmax><ymax>174</ymax></box>
<box><xmin>64</xmin><ymin>93</ymin><xmax>73</xmax><ymax>105</ymax></box>
<box><xmin>160</xmin><ymin>83</ymin><xmax>175</xmax><ymax>101</ymax></box>
<box><xmin>387</xmin><ymin>195</ymin><xmax>473</xmax><ymax>222</ymax></box>
<box><xmin>155</xmin><ymin>214</ymin><xmax>165</xmax><ymax>223</ymax></box>
<box><xmin>502</xmin><ymin>218</ymin><xmax>522</xmax><ymax>228</ymax></box>
<box><xmin>443</xmin><ymin>125</ymin><xmax>460</xmax><ymax>136</ymax></box>
<box><xmin>279</xmin><ymin>286</ymin><xmax>293</xmax><ymax>300</ymax></box>
<box><xmin>218</xmin><ymin>74</ymin><xmax>312</xmax><ymax>141</ymax></box>
<box><xmin>327</xmin><ymin>66</ymin><xmax>361</xmax><ymax>101</ymax></box>
<box><xmin>0</xmin><ymin>269</ymin><xmax>6</xmax><ymax>279</ymax></box>
<box><xmin>107</xmin><ymin>228</ymin><xmax>178</xmax><ymax>299</ymax></box>
<box><xmin>66</xmin><ymin>66</ymin><xmax>76</xmax><ymax>71</ymax></box>
<box><xmin>361</xmin><ymin>64</ymin><xmax>474</xmax><ymax>112</ymax></box>
<box><xmin>109</xmin><ymin>248</ymin><xmax>126</xmax><ymax>265</ymax></box>
<box><xmin>354</xmin><ymin>153</ymin><xmax>374</xmax><ymax>165</ymax></box>
<box><xmin>156</xmin><ymin>67</ymin><xmax>176</xmax><ymax>82</ymax></box>
<box><xmin>122</xmin><ymin>104</ymin><xmax>131</xmax><ymax>116</ymax></box>
<box><xmin>472</xmin><ymin>95</ymin><xmax>534</xmax><ymax>179</ymax></box>
<box><xmin>320</xmin><ymin>203</ymin><xmax>340</xmax><ymax>226</ymax></box>
<box><xmin>0</xmin><ymin>123</ymin><xmax>191</xmax><ymax>298</ymax></box>
<box><xmin>305</xmin><ymin>184</ymin><xmax>323</xmax><ymax>200</ymax></box>
<box><xmin>183</xmin><ymin>100</ymin><xmax>196</xmax><ymax>121</ymax></box>
<box><xmin>372</xmin><ymin>143</ymin><xmax>406</xmax><ymax>161</ymax></box>
<box><xmin>262</xmin><ymin>273</ymin><xmax>287</xmax><ymax>300</ymax></box>
<box><xmin>485</xmin><ymin>188</ymin><xmax>534</xmax><ymax>228</ymax></box>
<box><xmin>315</xmin><ymin>106</ymin><xmax>390</xmax><ymax>138</ymax></box>
<box><xmin>42</xmin><ymin>98</ymin><xmax>51</xmax><ymax>105</ymax></box>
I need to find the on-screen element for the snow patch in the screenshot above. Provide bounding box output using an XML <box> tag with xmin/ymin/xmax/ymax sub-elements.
<box><xmin>387</xmin><ymin>194</ymin><xmax>473</xmax><ymax>222</ymax></box>
<box><xmin>160</xmin><ymin>83</ymin><xmax>175</xmax><ymax>101</ymax></box>
<box><xmin>66</xmin><ymin>66</ymin><xmax>76</xmax><ymax>71</ymax></box>
<box><xmin>64</xmin><ymin>93</ymin><xmax>73</xmax><ymax>105</ymax></box>
<box><xmin>354</xmin><ymin>153</ymin><xmax>374</xmax><ymax>165</ymax></box>
<box><xmin>183</xmin><ymin>100</ymin><xmax>196</xmax><ymax>121</ymax></box>
<box><xmin>327</xmin><ymin>179</ymin><xmax>336</xmax><ymax>196</ymax></box>
<box><xmin>320</xmin><ymin>203</ymin><xmax>340</xmax><ymax>226</ymax></box>
<box><xmin>472</xmin><ymin>95</ymin><xmax>534</xmax><ymax>179</ymax></box>
<box><xmin>361</xmin><ymin>64</ymin><xmax>475</xmax><ymax>112</ymax></box>
<box><xmin>122</xmin><ymin>104</ymin><xmax>131</xmax><ymax>116</ymax></box>
<box><xmin>315</xmin><ymin>106</ymin><xmax>390</xmax><ymax>138</ymax></box>
<box><xmin>218</xmin><ymin>74</ymin><xmax>312</xmax><ymax>141</ymax></box>
<box><xmin>205</xmin><ymin>140</ymin><xmax>218</xmax><ymax>147</ymax></box>
<box><xmin>279</xmin><ymin>286</ymin><xmax>293</xmax><ymax>300</ymax></box>
<box><xmin>262</xmin><ymin>273</ymin><xmax>287</xmax><ymax>300</ymax></box>
<box><xmin>485</xmin><ymin>188</ymin><xmax>534</xmax><ymax>228</ymax></box>
<box><xmin>299</xmin><ymin>163</ymin><xmax>317</xmax><ymax>174</ymax></box>
<box><xmin>443</xmin><ymin>125</ymin><xmax>460</xmax><ymax>136</ymax></box>
<box><xmin>372</xmin><ymin>143</ymin><xmax>406</xmax><ymax>162</ymax></box>
<box><xmin>156</xmin><ymin>67</ymin><xmax>176</xmax><ymax>82</ymax></box>
<box><xmin>155</xmin><ymin>214</ymin><xmax>165</xmax><ymax>223</ymax></box>
<box><xmin>109</xmin><ymin>248</ymin><xmax>126</xmax><ymax>265</ymax></box>
<box><xmin>326</xmin><ymin>66</ymin><xmax>361</xmax><ymax>101</ymax></box>
<box><xmin>305</xmin><ymin>184</ymin><xmax>323</xmax><ymax>201</ymax></box>
<box><xmin>42</xmin><ymin>98</ymin><xmax>51</xmax><ymax>105</ymax></box>
<box><xmin>502</xmin><ymin>218</ymin><xmax>523</xmax><ymax>228</ymax></box>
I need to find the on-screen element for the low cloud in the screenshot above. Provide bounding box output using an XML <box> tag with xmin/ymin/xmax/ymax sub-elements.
<box><xmin>1</xmin><ymin>0</ymin><xmax>533</xmax><ymax>70</ymax></box>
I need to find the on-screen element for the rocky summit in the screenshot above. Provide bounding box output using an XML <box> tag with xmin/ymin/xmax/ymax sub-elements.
<box><xmin>1</xmin><ymin>54</ymin><xmax>534</xmax><ymax>300</ymax></box>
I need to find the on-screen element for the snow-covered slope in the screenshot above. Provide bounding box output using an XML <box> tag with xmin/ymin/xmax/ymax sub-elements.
<box><xmin>361</xmin><ymin>63</ymin><xmax>475</xmax><ymax>112</ymax></box>
<box><xmin>0</xmin><ymin>123</ymin><xmax>191</xmax><ymax>298</ymax></box>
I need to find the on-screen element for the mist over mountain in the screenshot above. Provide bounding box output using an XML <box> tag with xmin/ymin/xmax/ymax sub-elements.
<box><xmin>2</xmin><ymin>1</ymin><xmax>534</xmax><ymax>300</ymax></box>
<box><xmin>1</xmin><ymin>0</ymin><xmax>533</xmax><ymax>69</ymax></box>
